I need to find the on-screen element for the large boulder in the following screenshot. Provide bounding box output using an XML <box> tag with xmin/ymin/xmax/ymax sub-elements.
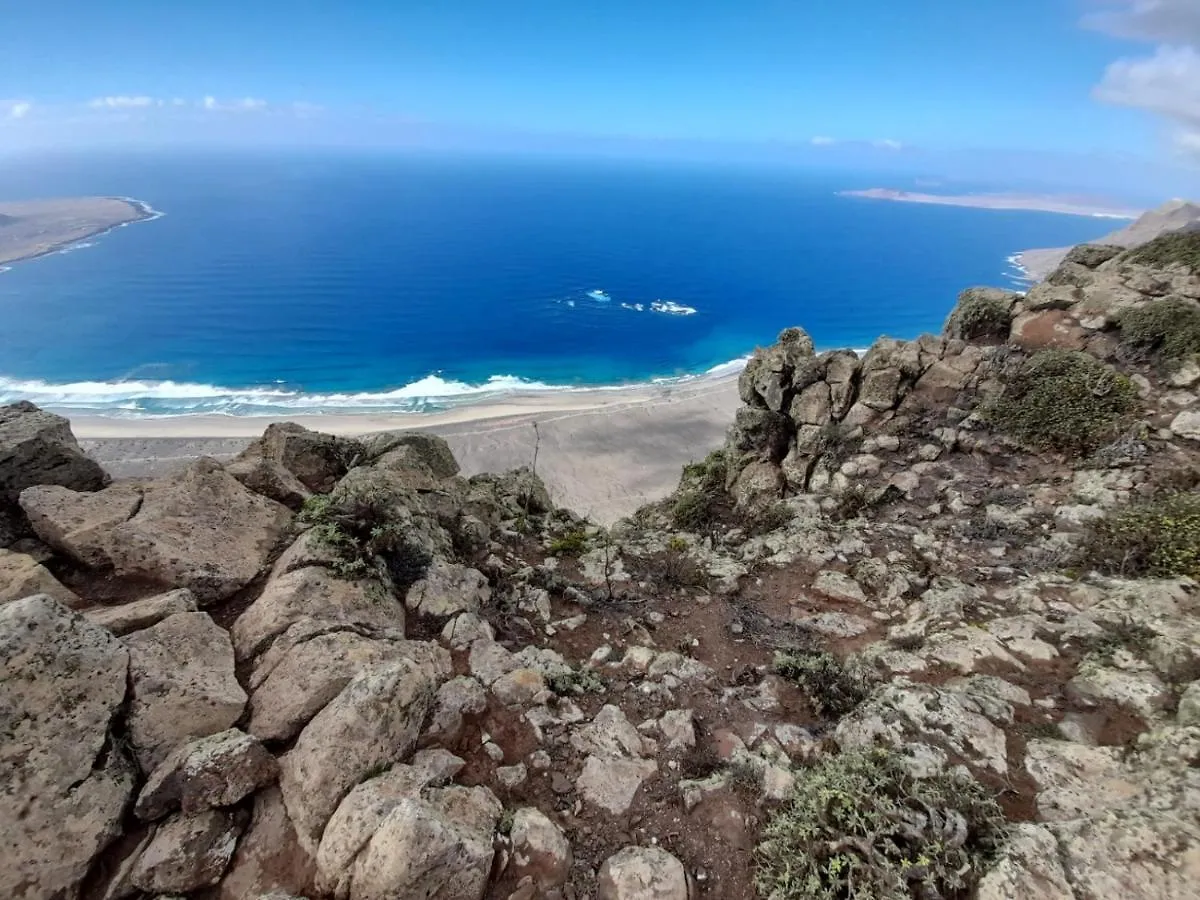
<box><xmin>19</xmin><ymin>482</ymin><xmax>142</xmax><ymax>567</ymax></box>
<box><xmin>349</xmin><ymin>784</ymin><xmax>502</xmax><ymax>900</ymax></box>
<box><xmin>0</xmin><ymin>595</ymin><xmax>135</xmax><ymax>900</ymax></box>
<box><xmin>106</xmin><ymin>458</ymin><xmax>293</xmax><ymax>603</ymax></box>
<box><xmin>361</xmin><ymin>431</ymin><xmax>460</xmax><ymax>479</ymax></box>
<box><xmin>0</xmin><ymin>547</ymin><xmax>80</xmax><ymax>607</ymax></box>
<box><xmin>135</xmin><ymin>728</ymin><xmax>279</xmax><ymax>821</ymax></box>
<box><xmin>597</xmin><ymin>846</ymin><xmax>690</xmax><ymax>900</ymax></box>
<box><xmin>509</xmin><ymin>807</ymin><xmax>573</xmax><ymax>890</ymax></box>
<box><xmin>246</xmin><ymin>624</ymin><xmax>450</xmax><ymax>741</ymax></box>
<box><xmin>129</xmin><ymin>808</ymin><xmax>244</xmax><ymax>894</ymax></box>
<box><xmin>313</xmin><ymin>750</ymin><xmax>466</xmax><ymax>897</ymax></box>
<box><xmin>228</xmin><ymin>422</ymin><xmax>364</xmax><ymax>508</ymax></box>
<box><xmin>279</xmin><ymin>658</ymin><xmax>439</xmax><ymax>853</ymax></box>
<box><xmin>83</xmin><ymin>588</ymin><xmax>199</xmax><ymax>636</ymax></box>
<box><xmin>216</xmin><ymin>786</ymin><xmax>317</xmax><ymax>900</ymax></box>
<box><xmin>405</xmin><ymin>563</ymin><xmax>490</xmax><ymax>619</ymax></box>
<box><xmin>232</xmin><ymin>566</ymin><xmax>405</xmax><ymax>662</ymax></box>
<box><xmin>125</xmin><ymin>611</ymin><xmax>248</xmax><ymax>772</ymax></box>
<box><xmin>0</xmin><ymin>401</ymin><xmax>108</xmax><ymax>502</ymax></box>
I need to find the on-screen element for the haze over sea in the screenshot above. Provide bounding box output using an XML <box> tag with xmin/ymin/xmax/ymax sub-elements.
<box><xmin>0</xmin><ymin>152</ymin><xmax>1116</xmax><ymax>417</ymax></box>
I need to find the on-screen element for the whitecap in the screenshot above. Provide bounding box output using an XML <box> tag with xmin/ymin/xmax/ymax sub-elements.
<box><xmin>586</xmin><ymin>289</ymin><xmax>612</xmax><ymax>302</ymax></box>
<box><xmin>650</xmin><ymin>300</ymin><xmax>697</xmax><ymax>316</ymax></box>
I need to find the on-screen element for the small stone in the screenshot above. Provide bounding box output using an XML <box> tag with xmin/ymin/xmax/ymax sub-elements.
<box><xmin>497</xmin><ymin>764</ymin><xmax>528</xmax><ymax>789</ymax></box>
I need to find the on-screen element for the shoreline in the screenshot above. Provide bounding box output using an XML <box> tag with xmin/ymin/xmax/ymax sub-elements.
<box><xmin>839</xmin><ymin>188</ymin><xmax>1141</xmax><ymax>220</ymax></box>
<box><xmin>75</xmin><ymin>370</ymin><xmax>747</xmax><ymax>523</ymax></box>
<box><xmin>68</xmin><ymin>369</ymin><xmax>745</xmax><ymax>438</ymax></box>
<box><xmin>0</xmin><ymin>196</ymin><xmax>161</xmax><ymax>269</ymax></box>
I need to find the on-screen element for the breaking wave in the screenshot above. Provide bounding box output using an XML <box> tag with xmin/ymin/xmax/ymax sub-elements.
<box><xmin>0</xmin><ymin>361</ymin><xmax>749</xmax><ymax>417</ymax></box>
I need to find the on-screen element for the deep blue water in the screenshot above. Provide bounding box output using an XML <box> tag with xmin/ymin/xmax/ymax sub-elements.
<box><xmin>0</xmin><ymin>152</ymin><xmax>1114</xmax><ymax>415</ymax></box>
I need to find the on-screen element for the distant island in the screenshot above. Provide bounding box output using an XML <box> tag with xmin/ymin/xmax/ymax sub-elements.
<box><xmin>0</xmin><ymin>197</ymin><xmax>158</xmax><ymax>267</ymax></box>
<box><xmin>840</xmin><ymin>188</ymin><xmax>1142</xmax><ymax>220</ymax></box>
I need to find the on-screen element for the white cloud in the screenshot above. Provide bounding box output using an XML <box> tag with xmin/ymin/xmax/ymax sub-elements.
<box><xmin>1095</xmin><ymin>44</ymin><xmax>1200</xmax><ymax>157</ymax></box>
<box><xmin>9</xmin><ymin>101</ymin><xmax>31</xmax><ymax>119</ymax></box>
<box><xmin>1086</xmin><ymin>2</ymin><xmax>1200</xmax><ymax>159</ymax></box>
<box><xmin>1085</xmin><ymin>0</ymin><xmax>1200</xmax><ymax>45</ymax></box>
<box><xmin>201</xmin><ymin>95</ymin><xmax>269</xmax><ymax>112</ymax></box>
<box><xmin>89</xmin><ymin>95</ymin><xmax>156</xmax><ymax>109</ymax></box>
<box><xmin>809</xmin><ymin>135</ymin><xmax>837</xmax><ymax>146</ymax></box>
<box><xmin>873</xmin><ymin>138</ymin><xmax>904</xmax><ymax>150</ymax></box>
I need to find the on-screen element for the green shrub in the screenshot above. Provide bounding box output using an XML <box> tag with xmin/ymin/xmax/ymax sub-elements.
<box><xmin>546</xmin><ymin>666</ymin><xmax>606</xmax><ymax>696</ymax></box>
<box><xmin>300</xmin><ymin>486</ymin><xmax>432</xmax><ymax>586</ymax></box>
<box><xmin>773</xmin><ymin>651</ymin><xmax>874</xmax><ymax>718</ymax></box>
<box><xmin>755</xmin><ymin>749</ymin><xmax>1007</xmax><ymax>900</ymax></box>
<box><xmin>1117</xmin><ymin>298</ymin><xmax>1200</xmax><ymax>368</ymax></box>
<box><xmin>983</xmin><ymin>350</ymin><xmax>1139</xmax><ymax>456</ymax></box>
<box><xmin>672</xmin><ymin>449</ymin><xmax>729</xmax><ymax>531</ymax></box>
<box><xmin>1126</xmin><ymin>229</ymin><xmax>1200</xmax><ymax>272</ymax></box>
<box><xmin>740</xmin><ymin>501</ymin><xmax>795</xmax><ymax>536</ymax></box>
<box><xmin>548</xmin><ymin>528</ymin><xmax>588</xmax><ymax>556</ymax></box>
<box><xmin>1079</xmin><ymin>619</ymin><xmax>1158</xmax><ymax>665</ymax></box>
<box><xmin>944</xmin><ymin>289</ymin><xmax>1014</xmax><ymax>342</ymax></box>
<box><xmin>1078</xmin><ymin>492</ymin><xmax>1200</xmax><ymax>580</ymax></box>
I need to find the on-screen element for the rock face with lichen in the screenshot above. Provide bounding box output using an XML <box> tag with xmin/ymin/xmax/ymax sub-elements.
<box><xmin>3</xmin><ymin>225</ymin><xmax>1200</xmax><ymax>900</ymax></box>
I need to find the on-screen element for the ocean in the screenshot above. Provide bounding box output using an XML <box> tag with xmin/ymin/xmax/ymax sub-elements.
<box><xmin>0</xmin><ymin>151</ymin><xmax>1115</xmax><ymax>417</ymax></box>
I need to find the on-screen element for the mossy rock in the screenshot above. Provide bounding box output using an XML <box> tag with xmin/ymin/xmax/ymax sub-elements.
<box><xmin>1116</xmin><ymin>297</ymin><xmax>1200</xmax><ymax>369</ymax></box>
<box><xmin>983</xmin><ymin>349</ymin><xmax>1139</xmax><ymax>456</ymax></box>
<box><xmin>1063</xmin><ymin>243</ymin><xmax>1123</xmax><ymax>269</ymax></box>
<box><xmin>943</xmin><ymin>287</ymin><xmax>1017</xmax><ymax>342</ymax></box>
<box><xmin>1125</xmin><ymin>228</ymin><xmax>1200</xmax><ymax>273</ymax></box>
<box><xmin>1080</xmin><ymin>492</ymin><xmax>1200</xmax><ymax>580</ymax></box>
<box><xmin>755</xmin><ymin>748</ymin><xmax>1006</xmax><ymax>900</ymax></box>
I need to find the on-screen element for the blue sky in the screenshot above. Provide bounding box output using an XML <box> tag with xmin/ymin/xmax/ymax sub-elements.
<box><xmin>2</xmin><ymin>1</ymin><xmax>1199</xmax><ymax>195</ymax></box>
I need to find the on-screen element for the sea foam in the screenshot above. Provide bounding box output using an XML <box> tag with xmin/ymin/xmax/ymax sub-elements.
<box><xmin>0</xmin><ymin>361</ymin><xmax>749</xmax><ymax>417</ymax></box>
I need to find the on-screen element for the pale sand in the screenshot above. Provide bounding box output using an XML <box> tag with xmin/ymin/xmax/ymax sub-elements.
<box><xmin>75</xmin><ymin>375</ymin><xmax>743</xmax><ymax>524</ymax></box>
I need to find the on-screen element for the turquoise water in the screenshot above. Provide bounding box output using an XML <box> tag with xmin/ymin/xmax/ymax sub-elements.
<box><xmin>0</xmin><ymin>152</ymin><xmax>1113</xmax><ymax>415</ymax></box>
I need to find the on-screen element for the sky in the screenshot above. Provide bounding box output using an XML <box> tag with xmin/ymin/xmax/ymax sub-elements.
<box><xmin>1</xmin><ymin>0</ymin><xmax>1199</xmax><ymax>197</ymax></box>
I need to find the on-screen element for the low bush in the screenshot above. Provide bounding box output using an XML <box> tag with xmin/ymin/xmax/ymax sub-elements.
<box><xmin>671</xmin><ymin>449</ymin><xmax>729</xmax><ymax>531</ymax></box>
<box><xmin>944</xmin><ymin>288</ymin><xmax>1014</xmax><ymax>342</ymax></box>
<box><xmin>1126</xmin><ymin>229</ymin><xmax>1200</xmax><ymax>273</ymax></box>
<box><xmin>755</xmin><ymin>748</ymin><xmax>1007</xmax><ymax>900</ymax></box>
<box><xmin>548</xmin><ymin>528</ymin><xmax>588</xmax><ymax>556</ymax></box>
<box><xmin>1078</xmin><ymin>491</ymin><xmax>1200</xmax><ymax>580</ymax></box>
<box><xmin>546</xmin><ymin>666</ymin><xmax>606</xmax><ymax>696</ymax></box>
<box><xmin>772</xmin><ymin>650</ymin><xmax>874</xmax><ymax>718</ymax></box>
<box><xmin>983</xmin><ymin>349</ymin><xmax>1139</xmax><ymax>456</ymax></box>
<box><xmin>1116</xmin><ymin>297</ymin><xmax>1200</xmax><ymax>368</ymax></box>
<box><xmin>300</xmin><ymin>488</ymin><xmax>432</xmax><ymax>587</ymax></box>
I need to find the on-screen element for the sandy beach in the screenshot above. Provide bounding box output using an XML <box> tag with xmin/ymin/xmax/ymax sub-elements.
<box><xmin>75</xmin><ymin>373</ymin><xmax>744</xmax><ymax>524</ymax></box>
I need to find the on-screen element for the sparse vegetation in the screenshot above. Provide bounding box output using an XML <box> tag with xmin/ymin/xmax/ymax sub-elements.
<box><xmin>548</xmin><ymin>527</ymin><xmax>589</xmax><ymax>556</ymax></box>
<box><xmin>546</xmin><ymin>666</ymin><xmax>606</xmax><ymax>696</ymax></box>
<box><xmin>300</xmin><ymin>487</ymin><xmax>432</xmax><ymax>587</ymax></box>
<box><xmin>1079</xmin><ymin>492</ymin><xmax>1200</xmax><ymax>580</ymax></box>
<box><xmin>1116</xmin><ymin>297</ymin><xmax>1200</xmax><ymax>369</ymax></box>
<box><xmin>813</xmin><ymin>421</ymin><xmax>862</xmax><ymax>468</ymax></box>
<box><xmin>772</xmin><ymin>650</ymin><xmax>875</xmax><ymax>718</ymax></box>
<box><xmin>755</xmin><ymin>748</ymin><xmax>1007</xmax><ymax>900</ymax></box>
<box><xmin>1126</xmin><ymin>229</ymin><xmax>1200</xmax><ymax>272</ymax></box>
<box><xmin>671</xmin><ymin>450</ymin><xmax>730</xmax><ymax>531</ymax></box>
<box><xmin>657</xmin><ymin>547</ymin><xmax>706</xmax><ymax>589</ymax></box>
<box><xmin>983</xmin><ymin>349</ymin><xmax>1139</xmax><ymax>456</ymax></box>
<box><xmin>1079</xmin><ymin>619</ymin><xmax>1158</xmax><ymax>666</ymax></box>
<box><xmin>740</xmin><ymin>500</ymin><xmax>795</xmax><ymax>536</ymax></box>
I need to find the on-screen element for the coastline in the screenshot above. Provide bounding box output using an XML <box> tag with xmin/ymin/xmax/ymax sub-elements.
<box><xmin>75</xmin><ymin>370</ymin><xmax>746</xmax><ymax>523</ymax></box>
<box><xmin>0</xmin><ymin>196</ymin><xmax>161</xmax><ymax>269</ymax></box>
<box><xmin>839</xmin><ymin>188</ymin><xmax>1141</xmax><ymax>220</ymax></box>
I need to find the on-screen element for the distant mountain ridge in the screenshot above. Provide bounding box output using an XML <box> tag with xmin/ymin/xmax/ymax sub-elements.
<box><xmin>1016</xmin><ymin>199</ymin><xmax>1200</xmax><ymax>281</ymax></box>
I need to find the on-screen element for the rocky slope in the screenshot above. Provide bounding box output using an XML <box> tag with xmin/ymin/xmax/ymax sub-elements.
<box><xmin>3</xmin><ymin>231</ymin><xmax>1200</xmax><ymax>900</ymax></box>
<box><xmin>1017</xmin><ymin>198</ymin><xmax>1200</xmax><ymax>281</ymax></box>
